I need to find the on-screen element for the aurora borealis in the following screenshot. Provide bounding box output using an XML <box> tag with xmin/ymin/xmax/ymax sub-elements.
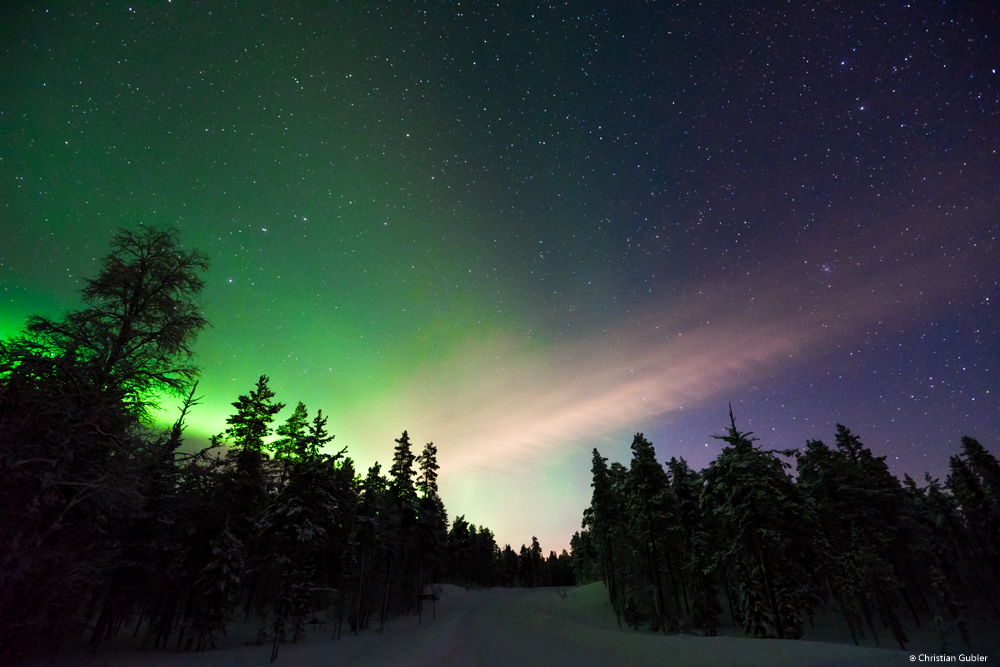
<box><xmin>1</xmin><ymin>2</ymin><xmax>997</xmax><ymax>552</ymax></box>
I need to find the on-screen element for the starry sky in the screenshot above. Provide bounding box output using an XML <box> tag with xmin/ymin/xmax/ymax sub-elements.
<box><xmin>1</xmin><ymin>2</ymin><xmax>997</xmax><ymax>553</ymax></box>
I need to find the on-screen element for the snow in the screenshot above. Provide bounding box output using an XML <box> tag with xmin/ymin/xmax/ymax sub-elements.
<box><xmin>27</xmin><ymin>583</ymin><xmax>995</xmax><ymax>666</ymax></box>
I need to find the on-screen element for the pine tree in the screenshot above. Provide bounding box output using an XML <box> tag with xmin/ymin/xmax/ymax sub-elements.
<box><xmin>903</xmin><ymin>474</ymin><xmax>977</xmax><ymax>648</ymax></box>
<box><xmin>960</xmin><ymin>437</ymin><xmax>1000</xmax><ymax>501</ymax></box>
<box><xmin>474</xmin><ymin>527</ymin><xmax>500</xmax><ymax>586</ymax></box>
<box><xmin>553</xmin><ymin>549</ymin><xmax>575</xmax><ymax>587</ymax></box>
<box><xmin>518</xmin><ymin>543</ymin><xmax>533</xmax><ymax>588</ymax></box>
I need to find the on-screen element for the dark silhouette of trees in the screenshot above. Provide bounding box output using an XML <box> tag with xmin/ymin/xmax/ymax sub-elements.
<box><xmin>351</xmin><ymin>462</ymin><xmax>391</xmax><ymax>634</ymax></box>
<box><xmin>948</xmin><ymin>437</ymin><xmax>1000</xmax><ymax>574</ymax></box>
<box><xmin>4</xmin><ymin>225</ymin><xmax>996</xmax><ymax>660</ymax></box>
<box><xmin>569</xmin><ymin>529</ymin><xmax>601</xmax><ymax>584</ymax></box>
<box><xmin>447</xmin><ymin>516</ymin><xmax>500</xmax><ymax>587</ymax></box>
<box><xmin>576</xmin><ymin>405</ymin><xmax>999</xmax><ymax>650</ymax></box>
<box><xmin>797</xmin><ymin>426</ymin><xmax>912</xmax><ymax>648</ymax></box>
<box><xmin>16</xmin><ymin>226</ymin><xmax>209</xmax><ymax>419</ymax></box>
<box><xmin>0</xmin><ymin>226</ymin><xmax>536</xmax><ymax>664</ymax></box>
<box><xmin>255</xmin><ymin>446</ymin><xmax>350</xmax><ymax>660</ymax></box>
<box><xmin>0</xmin><ymin>227</ymin><xmax>210</xmax><ymax>659</ymax></box>
<box><xmin>667</xmin><ymin>456</ymin><xmax>721</xmax><ymax>636</ymax></box>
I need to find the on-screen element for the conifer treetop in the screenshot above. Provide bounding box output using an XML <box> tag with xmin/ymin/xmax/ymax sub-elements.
<box><xmin>225</xmin><ymin>375</ymin><xmax>285</xmax><ymax>453</ymax></box>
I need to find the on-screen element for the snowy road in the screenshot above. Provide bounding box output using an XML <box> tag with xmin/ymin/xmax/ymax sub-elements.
<box><xmin>31</xmin><ymin>584</ymin><xmax>908</xmax><ymax>667</ymax></box>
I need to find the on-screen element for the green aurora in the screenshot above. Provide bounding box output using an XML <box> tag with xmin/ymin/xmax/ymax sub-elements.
<box><xmin>2</xmin><ymin>2</ymin><xmax>996</xmax><ymax>552</ymax></box>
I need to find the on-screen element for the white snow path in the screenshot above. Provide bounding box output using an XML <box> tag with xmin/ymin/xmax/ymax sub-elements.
<box><xmin>28</xmin><ymin>584</ymin><xmax>925</xmax><ymax>667</ymax></box>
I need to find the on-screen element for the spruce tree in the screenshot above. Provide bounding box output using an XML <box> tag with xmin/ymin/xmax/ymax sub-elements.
<box><xmin>702</xmin><ymin>406</ymin><xmax>819</xmax><ymax>640</ymax></box>
<box><xmin>447</xmin><ymin>515</ymin><xmax>473</xmax><ymax>585</ymax></box>
<box><xmin>255</xmin><ymin>447</ymin><xmax>347</xmax><ymax>661</ymax></box>
<box><xmin>306</xmin><ymin>409</ymin><xmax>335</xmax><ymax>458</ymax></box>
<box><xmin>624</xmin><ymin>433</ymin><xmax>676</xmax><ymax>631</ymax></box>
<box><xmin>499</xmin><ymin>545</ymin><xmax>519</xmax><ymax>587</ymax></box>
<box><xmin>225</xmin><ymin>375</ymin><xmax>285</xmax><ymax>456</ymax></box>
<box><xmin>187</xmin><ymin>376</ymin><xmax>284</xmax><ymax>650</ymax></box>
<box><xmin>352</xmin><ymin>463</ymin><xmax>393</xmax><ymax>633</ymax></box>
<box><xmin>221</xmin><ymin>376</ymin><xmax>284</xmax><ymax>536</ymax></box>
<box><xmin>415</xmin><ymin>442</ymin><xmax>447</xmax><ymax>587</ymax></box>
<box><xmin>389</xmin><ymin>430</ymin><xmax>417</xmax><ymax>504</ymax></box>
<box><xmin>89</xmin><ymin>383</ymin><xmax>206</xmax><ymax>651</ymax></box>
<box><xmin>383</xmin><ymin>431</ymin><xmax>420</xmax><ymax>615</ymax></box>
<box><xmin>528</xmin><ymin>536</ymin><xmax>543</xmax><ymax>587</ymax></box>
<box><xmin>582</xmin><ymin>448</ymin><xmax>628</xmax><ymax>627</ymax></box>
<box><xmin>187</xmin><ymin>522</ymin><xmax>246</xmax><ymax>651</ymax></box>
<box><xmin>949</xmin><ymin>437</ymin><xmax>1000</xmax><ymax>569</ymax></box>
<box><xmin>416</xmin><ymin>441</ymin><xmax>440</xmax><ymax>498</ymax></box>
<box><xmin>273</xmin><ymin>402</ymin><xmax>310</xmax><ymax>465</ymax></box>
<box><xmin>668</xmin><ymin>456</ymin><xmax>722</xmax><ymax>635</ymax></box>
<box><xmin>797</xmin><ymin>426</ymin><xmax>913</xmax><ymax>649</ymax></box>
<box><xmin>569</xmin><ymin>530</ymin><xmax>601</xmax><ymax>585</ymax></box>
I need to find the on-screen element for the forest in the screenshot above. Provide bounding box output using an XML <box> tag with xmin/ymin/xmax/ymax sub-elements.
<box><xmin>570</xmin><ymin>418</ymin><xmax>1000</xmax><ymax>650</ymax></box>
<box><xmin>1</xmin><ymin>227</ymin><xmax>997</xmax><ymax>664</ymax></box>
<box><xmin>0</xmin><ymin>228</ymin><xmax>569</xmax><ymax>663</ymax></box>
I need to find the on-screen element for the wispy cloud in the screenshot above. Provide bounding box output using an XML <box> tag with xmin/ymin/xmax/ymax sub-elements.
<box><xmin>350</xmin><ymin>226</ymin><xmax>961</xmax><ymax>477</ymax></box>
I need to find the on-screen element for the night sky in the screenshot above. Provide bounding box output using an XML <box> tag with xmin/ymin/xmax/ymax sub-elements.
<box><xmin>2</xmin><ymin>2</ymin><xmax>997</xmax><ymax>552</ymax></box>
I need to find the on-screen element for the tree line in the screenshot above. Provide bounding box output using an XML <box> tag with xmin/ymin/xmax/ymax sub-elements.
<box><xmin>0</xmin><ymin>227</ymin><xmax>568</xmax><ymax>663</ymax></box>
<box><xmin>571</xmin><ymin>407</ymin><xmax>1000</xmax><ymax>649</ymax></box>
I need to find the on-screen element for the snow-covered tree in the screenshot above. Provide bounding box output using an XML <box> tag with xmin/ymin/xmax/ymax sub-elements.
<box><xmin>702</xmin><ymin>406</ymin><xmax>820</xmax><ymax>640</ymax></box>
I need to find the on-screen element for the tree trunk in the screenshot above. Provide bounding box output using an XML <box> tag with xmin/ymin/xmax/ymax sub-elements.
<box><xmin>752</xmin><ymin>528</ymin><xmax>784</xmax><ymax>639</ymax></box>
<box><xmin>355</xmin><ymin>541</ymin><xmax>365</xmax><ymax>635</ymax></box>
<box><xmin>380</xmin><ymin>554</ymin><xmax>393</xmax><ymax>632</ymax></box>
<box><xmin>647</xmin><ymin>533</ymin><xmax>669</xmax><ymax>632</ymax></box>
<box><xmin>604</xmin><ymin>535</ymin><xmax>622</xmax><ymax>629</ymax></box>
<box><xmin>722</xmin><ymin>568</ymin><xmax>737</xmax><ymax>625</ymax></box>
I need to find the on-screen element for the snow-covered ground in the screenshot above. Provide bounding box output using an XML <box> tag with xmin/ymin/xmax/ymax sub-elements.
<box><xmin>27</xmin><ymin>583</ymin><xmax>998</xmax><ymax>666</ymax></box>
